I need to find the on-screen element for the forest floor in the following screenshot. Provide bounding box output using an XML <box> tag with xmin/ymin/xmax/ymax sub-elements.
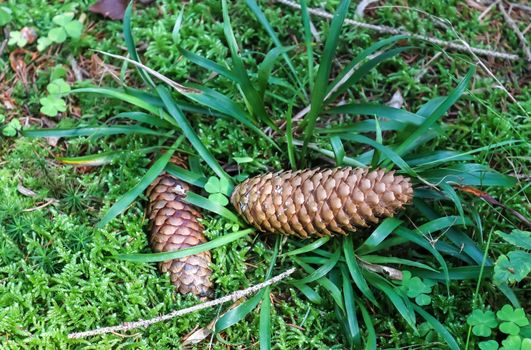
<box><xmin>0</xmin><ymin>0</ymin><xmax>529</xmax><ymax>349</ymax></box>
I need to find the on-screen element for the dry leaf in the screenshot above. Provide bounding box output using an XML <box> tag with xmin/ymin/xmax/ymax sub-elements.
<box><xmin>356</xmin><ymin>0</ymin><xmax>378</xmax><ymax>17</ymax></box>
<box><xmin>20</xmin><ymin>27</ymin><xmax>38</xmax><ymax>45</ymax></box>
<box><xmin>18</xmin><ymin>184</ymin><xmax>37</xmax><ymax>197</ymax></box>
<box><xmin>457</xmin><ymin>185</ymin><xmax>531</xmax><ymax>228</ymax></box>
<box><xmin>386</xmin><ymin>90</ymin><xmax>404</xmax><ymax>109</ymax></box>
<box><xmin>90</xmin><ymin>0</ymin><xmax>128</xmax><ymax>20</ymax></box>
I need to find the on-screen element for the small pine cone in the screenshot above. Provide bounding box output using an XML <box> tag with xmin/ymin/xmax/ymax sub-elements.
<box><xmin>231</xmin><ymin>167</ymin><xmax>413</xmax><ymax>238</ymax></box>
<box><xmin>146</xmin><ymin>156</ymin><xmax>213</xmax><ymax>298</ymax></box>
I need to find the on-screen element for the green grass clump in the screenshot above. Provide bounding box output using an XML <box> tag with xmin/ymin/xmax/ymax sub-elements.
<box><xmin>1</xmin><ymin>0</ymin><xmax>529</xmax><ymax>349</ymax></box>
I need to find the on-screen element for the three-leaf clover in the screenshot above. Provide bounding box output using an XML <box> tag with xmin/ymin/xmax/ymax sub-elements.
<box><xmin>468</xmin><ymin>310</ymin><xmax>498</xmax><ymax>337</ymax></box>
<box><xmin>37</xmin><ymin>12</ymin><xmax>83</xmax><ymax>51</ymax></box>
<box><xmin>497</xmin><ymin>305</ymin><xmax>529</xmax><ymax>336</ymax></box>
<box><xmin>400</xmin><ymin>271</ymin><xmax>434</xmax><ymax>306</ymax></box>
<box><xmin>47</xmin><ymin>78</ymin><xmax>71</xmax><ymax>95</ymax></box>
<box><xmin>2</xmin><ymin>118</ymin><xmax>21</xmax><ymax>137</ymax></box>
<box><xmin>39</xmin><ymin>96</ymin><xmax>66</xmax><ymax>116</ymax></box>
<box><xmin>0</xmin><ymin>7</ymin><xmax>12</xmax><ymax>26</ymax></box>
<box><xmin>8</xmin><ymin>31</ymin><xmax>28</xmax><ymax>47</ymax></box>
<box><xmin>53</xmin><ymin>13</ymin><xmax>83</xmax><ymax>39</ymax></box>
<box><xmin>494</xmin><ymin>251</ymin><xmax>531</xmax><ymax>285</ymax></box>
<box><xmin>40</xmin><ymin>78</ymin><xmax>70</xmax><ymax>116</ymax></box>
<box><xmin>204</xmin><ymin>176</ymin><xmax>231</xmax><ymax>206</ymax></box>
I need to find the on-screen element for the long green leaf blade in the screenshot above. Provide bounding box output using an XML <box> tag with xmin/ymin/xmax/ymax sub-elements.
<box><xmin>97</xmin><ymin>137</ymin><xmax>183</xmax><ymax>228</ymax></box>
<box><xmin>117</xmin><ymin>228</ymin><xmax>253</xmax><ymax>262</ymax></box>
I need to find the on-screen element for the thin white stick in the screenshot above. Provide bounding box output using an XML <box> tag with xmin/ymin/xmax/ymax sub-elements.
<box><xmin>274</xmin><ymin>0</ymin><xmax>522</xmax><ymax>61</ymax></box>
<box><xmin>68</xmin><ymin>268</ymin><xmax>296</xmax><ymax>339</ymax></box>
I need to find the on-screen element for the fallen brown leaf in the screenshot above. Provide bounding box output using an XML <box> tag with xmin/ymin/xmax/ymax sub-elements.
<box><xmin>90</xmin><ymin>0</ymin><xmax>128</xmax><ymax>20</ymax></box>
<box><xmin>456</xmin><ymin>185</ymin><xmax>531</xmax><ymax>228</ymax></box>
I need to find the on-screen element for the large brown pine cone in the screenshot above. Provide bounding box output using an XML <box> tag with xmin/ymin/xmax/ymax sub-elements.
<box><xmin>146</xmin><ymin>156</ymin><xmax>213</xmax><ymax>298</ymax></box>
<box><xmin>230</xmin><ymin>167</ymin><xmax>413</xmax><ymax>238</ymax></box>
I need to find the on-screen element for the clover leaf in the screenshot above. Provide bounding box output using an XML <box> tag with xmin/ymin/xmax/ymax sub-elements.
<box><xmin>47</xmin><ymin>79</ymin><xmax>71</xmax><ymax>95</ymax></box>
<box><xmin>63</xmin><ymin>20</ymin><xmax>83</xmax><ymax>39</ymax></box>
<box><xmin>0</xmin><ymin>6</ymin><xmax>12</xmax><ymax>26</ymax></box>
<box><xmin>52</xmin><ymin>13</ymin><xmax>75</xmax><ymax>26</ymax></box>
<box><xmin>479</xmin><ymin>340</ymin><xmax>499</xmax><ymax>350</ymax></box>
<box><xmin>494</xmin><ymin>251</ymin><xmax>531</xmax><ymax>285</ymax></box>
<box><xmin>8</xmin><ymin>31</ymin><xmax>28</xmax><ymax>47</ymax></box>
<box><xmin>400</xmin><ymin>271</ymin><xmax>434</xmax><ymax>306</ymax></box>
<box><xmin>2</xmin><ymin>118</ymin><xmax>21</xmax><ymax>137</ymax></box>
<box><xmin>467</xmin><ymin>310</ymin><xmax>498</xmax><ymax>337</ymax></box>
<box><xmin>40</xmin><ymin>96</ymin><xmax>66</xmax><ymax>116</ymax></box>
<box><xmin>0</xmin><ymin>114</ymin><xmax>5</xmax><ymax>123</ymax></box>
<box><xmin>48</xmin><ymin>27</ymin><xmax>67</xmax><ymax>43</ymax></box>
<box><xmin>208</xmin><ymin>192</ymin><xmax>229</xmax><ymax>207</ymax></box>
<box><xmin>496</xmin><ymin>230</ymin><xmax>531</xmax><ymax>250</ymax></box>
<box><xmin>497</xmin><ymin>305</ymin><xmax>529</xmax><ymax>336</ymax></box>
<box><xmin>37</xmin><ymin>37</ymin><xmax>52</xmax><ymax>51</ymax></box>
<box><xmin>500</xmin><ymin>335</ymin><xmax>523</xmax><ymax>350</ymax></box>
<box><xmin>204</xmin><ymin>176</ymin><xmax>231</xmax><ymax>206</ymax></box>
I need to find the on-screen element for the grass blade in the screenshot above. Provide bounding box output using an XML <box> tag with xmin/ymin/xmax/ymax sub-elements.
<box><xmin>343</xmin><ymin>237</ymin><xmax>378</xmax><ymax>306</ymax></box>
<box><xmin>359</xmin><ymin>303</ymin><xmax>377</xmax><ymax>350</ymax></box>
<box><xmin>412</xmin><ymin>304</ymin><xmax>459</xmax><ymax>350</ymax></box>
<box><xmin>58</xmin><ymin>146</ymin><xmax>159</xmax><ymax>167</ymax></box>
<box><xmin>22</xmin><ymin>125</ymin><xmax>162</xmax><ymax>138</ymax></box>
<box><xmin>215</xmin><ymin>236</ymin><xmax>281</xmax><ymax>333</ymax></box>
<box><xmin>326</xmin><ymin>46</ymin><xmax>412</xmax><ymax>103</ymax></box>
<box><xmin>156</xmin><ymin>85</ymin><xmax>232</xmax><ymax>181</ymax></box>
<box><xmin>180</xmin><ymin>47</ymin><xmax>240</xmax><ymax>82</ymax></box>
<box><xmin>184</xmin><ymin>192</ymin><xmax>240</xmax><ymax>223</ymax></box>
<box><xmin>221</xmin><ymin>0</ymin><xmax>274</xmax><ymax>129</ymax></box>
<box><xmin>259</xmin><ymin>287</ymin><xmax>271</xmax><ymax>350</ymax></box>
<box><xmin>330</xmin><ymin>136</ymin><xmax>345</xmax><ymax>166</ymax></box>
<box><xmin>300</xmin><ymin>0</ymin><xmax>314</xmax><ymax>89</ymax></box>
<box><xmin>97</xmin><ymin>137</ymin><xmax>183</xmax><ymax>228</ymax></box>
<box><xmin>328</xmin><ymin>103</ymin><xmax>425</xmax><ymax>125</ymax></box>
<box><xmin>394</xmin><ymin>66</ymin><xmax>475</xmax><ymax>156</ymax></box>
<box><xmin>285</xmin><ymin>101</ymin><xmax>297</xmax><ymax>170</ymax></box>
<box><xmin>292</xmin><ymin>248</ymin><xmax>340</xmax><ymax>284</ymax></box>
<box><xmin>123</xmin><ymin>1</ymin><xmax>155</xmax><ymax>88</ymax></box>
<box><xmin>326</xmin><ymin>35</ymin><xmax>408</xmax><ymax>97</ymax></box>
<box><xmin>291</xmin><ymin>282</ymin><xmax>323</xmax><ymax>304</ymax></box>
<box><xmin>284</xmin><ymin>236</ymin><xmax>330</xmax><ymax>257</ymax></box>
<box><xmin>257</xmin><ymin>46</ymin><xmax>294</xmax><ymax>96</ymax></box>
<box><xmin>341</xmin><ymin>265</ymin><xmax>362</xmax><ymax>346</ymax></box>
<box><xmin>292</xmin><ymin>258</ymin><xmax>344</xmax><ymax>310</ymax></box>
<box><xmin>340</xmin><ymin>134</ymin><xmax>417</xmax><ymax>176</ymax></box>
<box><xmin>117</xmin><ymin>228</ymin><xmax>254</xmax><ymax>262</ymax></box>
<box><xmin>356</xmin><ymin>218</ymin><xmax>402</xmax><ymax>254</ymax></box>
<box><xmin>165</xmin><ymin>163</ymin><xmax>207</xmax><ymax>188</ymax></box>
<box><xmin>300</xmin><ymin>0</ymin><xmax>351</xmax><ymax>166</ymax></box>
<box><xmin>244</xmin><ymin>0</ymin><xmax>307</xmax><ymax>101</ymax></box>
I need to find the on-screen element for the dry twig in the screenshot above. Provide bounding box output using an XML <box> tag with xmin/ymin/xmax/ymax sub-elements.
<box><xmin>275</xmin><ymin>0</ymin><xmax>521</xmax><ymax>61</ymax></box>
<box><xmin>68</xmin><ymin>267</ymin><xmax>296</xmax><ymax>339</ymax></box>
<box><xmin>498</xmin><ymin>2</ymin><xmax>531</xmax><ymax>61</ymax></box>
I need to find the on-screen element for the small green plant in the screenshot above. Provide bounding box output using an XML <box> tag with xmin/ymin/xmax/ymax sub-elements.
<box><xmin>0</xmin><ymin>6</ymin><xmax>12</xmax><ymax>26</ymax></box>
<box><xmin>494</xmin><ymin>230</ymin><xmax>531</xmax><ymax>285</ymax></box>
<box><xmin>398</xmin><ymin>271</ymin><xmax>435</xmax><ymax>306</ymax></box>
<box><xmin>0</xmin><ymin>114</ymin><xmax>21</xmax><ymax>137</ymax></box>
<box><xmin>8</xmin><ymin>31</ymin><xmax>28</xmax><ymax>47</ymax></box>
<box><xmin>204</xmin><ymin>176</ymin><xmax>231</xmax><ymax>206</ymax></box>
<box><xmin>467</xmin><ymin>305</ymin><xmax>530</xmax><ymax>350</ymax></box>
<box><xmin>37</xmin><ymin>13</ymin><xmax>83</xmax><ymax>51</ymax></box>
<box><xmin>39</xmin><ymin>78</ymin><xmax>70</xmax><ymax>116</ymax></box>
